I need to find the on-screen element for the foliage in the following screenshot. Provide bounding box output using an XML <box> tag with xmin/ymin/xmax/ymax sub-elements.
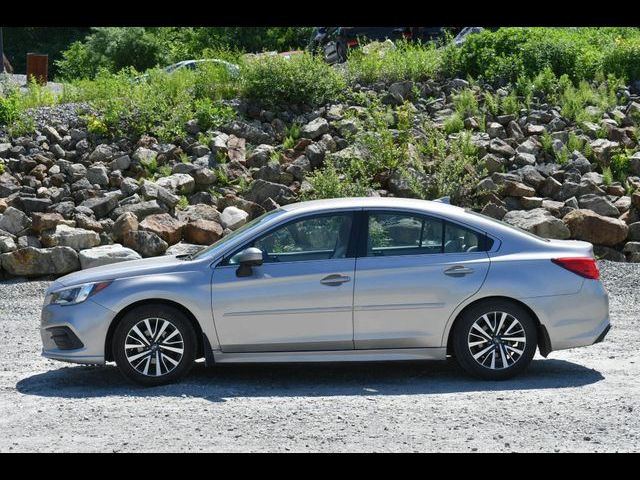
<box><xmin>194</xmin><ymin>98</ymin><xmax>236</xmax><ymax>132</ymax></box>
<box><xmin>453</xmin><ymin>89</ymin><xmax>479</xmax><ymax>118</ymax></box>
<box><xmin>444</xmin><ymin>113</ymin><xmax>464</xmax><ymax>134</ymax></box>
<box><xmin>241</xmin><ymin>52</ymin><xmax>346</xmax><ymax>107</ymax></box>
<box><xmin>346</xmin><ymin>40</ymin><xmax>442</xmax><ymax>84</ymax></box>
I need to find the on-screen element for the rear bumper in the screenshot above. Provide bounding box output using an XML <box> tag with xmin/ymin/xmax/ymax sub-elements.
<box><xmin>523</xmin><ymin>279</ymin><xmax>610</xmax><ymax>353</ymax></box>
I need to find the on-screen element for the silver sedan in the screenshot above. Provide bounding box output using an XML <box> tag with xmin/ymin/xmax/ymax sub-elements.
<box><xmin>40</xmin><ymin>197</ymin><xmax>610</xmax><ymax>385</ymax></box>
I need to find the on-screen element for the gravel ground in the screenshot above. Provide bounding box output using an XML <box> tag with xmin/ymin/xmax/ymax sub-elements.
<box><xmin>0</xmin><ymin>260</ymin><xmax>638</xmax><ymax>452</ymax></box>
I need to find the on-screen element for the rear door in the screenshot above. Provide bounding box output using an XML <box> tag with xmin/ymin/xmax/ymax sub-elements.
<box><xmin>353</xmin><ymin>210</ymin><xmax>491</xmax><ymax>349</ymax></box>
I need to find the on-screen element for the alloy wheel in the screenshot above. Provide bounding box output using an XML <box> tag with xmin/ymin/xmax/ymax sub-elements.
<box><xmin>124</xmin><ymin>317</ymin><xmax>184</xmax><ymax>377</ymax></box>
<box><xmin>467</xmin><ymin>311</ymin><xmax>527</xmax><ymax>370</ymax></box>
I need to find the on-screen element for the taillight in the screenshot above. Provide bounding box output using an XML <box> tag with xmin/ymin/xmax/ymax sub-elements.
<box><xmin>551</xmin><ymin>257</ymin><xmax>600</xmax><ymax>280</ymax></box>
<box><xmin>346</xmin><ymin>39</ymin><xmax>359</xmax><ymax>48</ymax></box>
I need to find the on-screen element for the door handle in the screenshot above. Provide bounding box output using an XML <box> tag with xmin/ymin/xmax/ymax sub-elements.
<box><xmin>320</xmin><ymin>274</ymin><xmax>351</xmax><ymax>286</ymax></box>
<box><xmin>443</xmin><ymin>265</ymin><xmax>474</xmax><ymax>276</ymax></box>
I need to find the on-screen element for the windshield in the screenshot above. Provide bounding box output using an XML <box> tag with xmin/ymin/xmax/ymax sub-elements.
<box><xmin>190</xmin><ymin>208</ymin><xmax>285</xmax><ymax>260</ymax></box>
<box><xmin>464</xmin><ymin>209</ymin><xmax>550</xmax><ymax>242</ymax></box>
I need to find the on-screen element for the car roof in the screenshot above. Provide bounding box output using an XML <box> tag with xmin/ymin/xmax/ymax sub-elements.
<box><xmin>280</xmin><ymin>197</ymin><xmax>463</xmax><ymax>214</ymax></box>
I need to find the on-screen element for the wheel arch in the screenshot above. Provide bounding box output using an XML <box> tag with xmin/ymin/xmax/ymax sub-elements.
<box><xmin>444</xmin><ymin>296</ymin><xmax>551</xmax><ymax>357</ymax></box>
<box><xmin>104</xmin><ymin>299</ymin><xmax>205</xmax><ymax>362</ymax></box>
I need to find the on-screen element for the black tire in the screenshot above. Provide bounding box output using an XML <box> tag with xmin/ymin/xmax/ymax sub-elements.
<box><xmin>112</xmin><ymin>304</ymin><xmax>197</xmax><ymax>386</ymax></box>
<box><xmin>452</xmin><ymin>300</ymin><xmax>537</xmax><ymax>380</ymax></box>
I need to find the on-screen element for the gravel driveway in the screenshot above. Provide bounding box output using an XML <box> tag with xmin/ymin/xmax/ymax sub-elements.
<box><xmin>1</xmin><ymin>261</ymin><xmax>639</xmax><ymax>452</ymax></box>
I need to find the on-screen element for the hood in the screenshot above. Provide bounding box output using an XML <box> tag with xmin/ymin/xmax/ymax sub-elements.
<box><xmin>56</xmin><ymin>255</ymin><xmax>191</xmax><ymax>287</ymax></box>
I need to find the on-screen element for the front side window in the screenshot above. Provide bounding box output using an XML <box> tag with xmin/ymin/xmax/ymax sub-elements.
<box><xmin>230</xmin><ymin>214</ymin><xmax>353</xmax><ymax>264</ymax></box>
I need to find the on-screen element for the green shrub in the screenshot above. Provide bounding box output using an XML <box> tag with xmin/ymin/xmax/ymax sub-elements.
<box><xmin>241</xmin><ymin>52</ymin><xmax>346</xmax><ymax>107</ymax></box>
<box><xmin>303</xmin><ymin>158</ymin><xmax>372</xmax><ymax>200</ymax></box>
<box><xmin>194</xmin><ymin>98</ymin><xmax>236</xmax><ymax>132</ymax></box>
<box><xmin>444</xmin><ymin>113</ymin><xmax>464</xmax><ymax>134</ymax></box>
<box><xmin>0</xmin><ymin>91</ymin><xmax>21</xmax><ymax>126</ymax></box>
<box><xmin>602</xmin><ymin>166</ymin><xmax>613</xmax><ymax>186</ymax></box>
<box><xmin>346</xmin><ymin>40</ymin><xmax>442</xmax><ymax>84</ymax></box>
<box><xmin>453</xmin><ymin>89</ymin><xmax>479</xmax><ymax>118</ymax></box>
<box><xmin>610</xmin><ymin>149</ymin><xmax>631</xmax><ymax>182</ymax></box>
<box><xmin>501</xmin><ymin>92</ymin><xmax>520</xmax><ymax>115</ymax></box>
<box><xmin>601</xmin><ymin>37</ymin><xmax>640</xmax><ymax>81</ymax></box>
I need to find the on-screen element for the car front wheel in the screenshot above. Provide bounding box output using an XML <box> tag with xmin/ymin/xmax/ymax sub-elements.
<box><xmin>452</xmin><ymin>300</ymin><xmax>537</xmax><ymax>380</ymax></box>
<box><xmin>113</xmin><ymin>304</ymin><xmax>197</xmax><ymax>386</ymax></box>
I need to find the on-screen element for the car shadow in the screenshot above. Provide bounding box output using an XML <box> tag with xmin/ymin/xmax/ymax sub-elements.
<box><xmin>16</xmin><ymin>358</ymin><xmax>604</xmax><ymax>402</ymax></box>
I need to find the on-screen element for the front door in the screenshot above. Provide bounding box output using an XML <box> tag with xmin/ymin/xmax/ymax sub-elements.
<box><xmin>353</xmin><ymin>210</ymin><xmax>491</xmax><ymax>349</ymax></box>
<box><xmin>212</xmin><ymin>212</ymin><xmax>357</xmax><ymax>353</ymax></box>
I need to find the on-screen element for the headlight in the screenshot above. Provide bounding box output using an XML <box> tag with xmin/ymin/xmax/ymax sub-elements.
<box><xmin>48</xmin><ymin>281</ymin><xmax>112</xmax><ymax>306</ymax></box>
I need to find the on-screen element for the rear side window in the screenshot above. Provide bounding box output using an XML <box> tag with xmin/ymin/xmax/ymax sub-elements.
<box><xmin>366</xmin><ymin>211</ymin><xmax>491</xmax><ymax>257</ymax></box>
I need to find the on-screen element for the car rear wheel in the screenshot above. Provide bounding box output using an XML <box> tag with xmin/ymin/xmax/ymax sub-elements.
<box><xmin>113</xmin><ymin>305</ymin><xmax>197</xmax><ymax>386</ymax></box>
<box><xmin>452</xmin><ymin>300</ymin><xmax>537</xmax><ymax>380</ymax></box>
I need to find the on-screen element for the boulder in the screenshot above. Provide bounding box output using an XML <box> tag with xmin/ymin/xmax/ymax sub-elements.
<box><xmin>0</xmin><ymin>246</ymin><xmax>79</xmax><ymax>277</ymax></box>
<box><xmin>124</xmin><ymin>230</ymin><xmax>168</xmax><ymax>257</ymax></box>
<box><xmin>139</xmin><ymin>213</ymin><xmax>185</xmax><ymax>245</ymax></box>
<box><xmin>78</xmin><ymin>244</ymin><xmax>142</xmax><ymax>269</ymax></box>
<box><xmin>244</xmin><ymin>179</ymin><xmax>295</xmax><ymax>206</ymax></box>
<box><xmin>502</xmin><ymin>180</ymin><xmax>535</xmax><ymax>197</ymax></box>
<box><xmin>220</xmin><ymin>206</ymin><xmax>249</xmax><ymax>230</ymax></box>
<box><xmin>0</xmin><ymin>207</ymin><xmax>32</xmax><ymax>235</ymax></box>
<box><xmin>184</xmin><ymin>219</ymin><xmax>224</xmax><ymax>245</ymax></box>
<box><xmin>40</xmin><ymin>225</ymin><xmax>101</xmax><ymax>251</ymax></box>
<box><xmin>503</xmin><ymin>208</ymin><xmax>571</xmax><ymax>239</ymax></box>
<box><xmin>165</xmin><ymin>242</ymin><xmax>205</xmax><ymax>257</ymax></box>
<box><xmin>112</xmin><ymin>212</ymin><xmax>139</xmax><ymax>241</ymax></box>
<box><xmin>156</xmin><ymin>173</ymin><xmax>195</xmax><ymax>195</ymax></box>
<box><xmin>80</xmin><ymin>194</ymin><xmax>119</xmax><ymax>219</ymax></box>
<box><xmin>563</xmin><ymin>209</ymin><xmax>629</xmax><ymax>246</ymax></box>
<box><xmin>120</xmin><ymin>200</ymin><xmax>167</xmax><ymax>221</ymax></box>
<box><xmin>301</xmin><ymin>118</ymin><xmax>330</xmax><ymax>140</ymax></box>
<box><xmin>578</xmin><ymin>194</ymin><xmax>620</xmax><ymax>217</ymax></box>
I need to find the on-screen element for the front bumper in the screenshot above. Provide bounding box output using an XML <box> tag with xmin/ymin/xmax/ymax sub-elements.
<box><xmin>40</xmin><ymin>298</ymin><xmax>116</xmax><ymax>365</ymax></box>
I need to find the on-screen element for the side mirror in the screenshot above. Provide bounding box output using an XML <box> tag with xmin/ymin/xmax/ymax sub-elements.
<box><xmin>235</xmin><ymin>247</ymin><xmax>263</xmax><ymax>277</ymax></box>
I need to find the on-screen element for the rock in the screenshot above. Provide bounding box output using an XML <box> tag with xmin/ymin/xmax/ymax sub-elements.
<box><xmin>121</xmin><ymin>200</ymin><xmax>167</xmax><ymax>221</ymax></box>
<box><xmin>220</xmin><ymin>206</ymin><xmax>249</xmax><ymax>230</ymax></box>
<box><xmin>1</xmin><ymin>246</ymin><xmax>79</xmax><ymax>277</ymax></box>
<box><xmin>132</xmin><ymin>147</ymin><xmax>157</xmax><ymax>164</ymax></box>
<box><xmin>227</xmin><ymin>135</ymin><xmax>246</xmax><ymax>163</ymax></box>
<box><xmin>17</xmin><ymin>235</ymin><xmax>41</xmax><ymax>249</ymax></box>
<box><xmin>503</xmin><ymin>208</ymin><xmax>571</xmax><ymax>239</ymax></box>
<box><xmin>481</xmin><ymin>154</ymin><xmax>504</xmax><ymax>174</ymax></box>
<box><xmin>220</xmin><ymin>121</ymin><xmax>274</xmax><ymax>145</ymax></box>
<box><xmin>480</xmin><ymin>202</ymin><xmax>507</xmax><ymax>220</ymax></box>
<box><xmin>578</xmin><ymin>194</ymin><xmax>620</xmax><ymax>217</ymax></box>
<box><xmin>0</xmin><ymin>207</ymin><xmax>32</xmax><ymax>235</ymax></box>
<box><xmin>120</xmin><ymin>177</ymin><xmax>139</xmax><ymax>196</ymax></box>
<box><xmin>305</xmin><ymin>143</ymin><xmax>326</xmax><ymax>169</ymax></box>
<box><xmin>502</xmin><ymin>180</ymin><xmax>535</xmax><ymax>197</ymax></box>
<box><xmin>0</xmin><ymin>236</ymin><xmax>17</xmax><ymax>253</ymax></box>
<box><xmin>86</xmin><ymin>166</ymin><xmax>110</xmax><ymax>187</ymax></box>
<box><xmin>629</xmin><ymin>152</ymin><xmax>640</xmax><ymax>176</ymax></box>
<box><xmin>111</xmin><ymin>155</ymin><xmax>131</xmax><ymax>171</ymax></box>
<box><xmin>88</xmin><ymin>144</ymin><xmax>114</xmax><ymax>163</ymax></box>
<box><xmin>124</xmin><ymin>230</ymin><xmax>168</xmax><ymax>257</ymax></box>
<box><xmin>81</xmin><ymin>194</ymin><xmax>119</xmax><ymax>219</ymax></box>
<box><xmin>112</xmin><ymin>212</ymin><xmax>139</xmax><ymax>241</ymax></box>
<box><xmin>20</xmin><ymin>197</ymin><xmax>52</xmax><ymax>213</ymax></box>
<box><xmin>514</xmin><ymin>152</ymin><xmax>536</xmax><ymax>166</ymax></box>
<box><xmin>488</xmin><ymin>138</ymin><xmax>516</xmax><ymax>158</ymax></box>
<box><xmin>184</xmin><ymin>219</ymin><xmax>224</xmax><ymax>245</ymax></box>
<box><xmin>245</xmin><ymin>179</ymin><xmax>295</xmax><ymax>206</ymax></box>
<box><xmin>487</xmin><ymin>122</ymin><xmax>506</xmax><ymax>139</ymax></box>
<box><xmin>0</xmin><ymin>173</ymin><xmax>21</xmax><ymax>197</ymax></box>
<box><xmin>520</xmin><ymin>196</ymin><xmax>543</xmax><ymax>209</ymax></box>
<box><xmin>301</xmin><ymin>118</ymin><xmax>329</xmax><ymax>140</ymax></box>
<box><xmin>41</xmin><ymin>225</ymin><xmax>101</xmax><ymax>251</ymax></box>
<box><xmin>590</xmin><ymin>138</ymin><xmax>619</xmax><ymax>164</ymax></box>
<box><xmin>247</xmin><ymin>144</ymin><xmax>276</xmax><ymax>169</ymax></box>
<box><xmin>139</xmin><ymin>180</ymin><xmax>180</xmax><ymax>208</ymax></box>
<box><xmin>194</xmin><ymin>168</ymin><xmax>216</xmax><ymax>186</ymax></box>
<box><xmin>156</xmin><ymin>173</ymin><xmax>195</xmax><ymax>195</ymax></box>
<box><xmin>593</xmin><ymin>245</ymin><xmax>626</xmax><ymax>262</ymax></box>
<box><xmin>75</xmin><ymin>214</ymin><xmax>104</xmax><ymax>233</ymax></box>
<box><xmin>563</xmin><ymin>209</ymin><xmax>628</xmax><ymax>246</ymax></box>
<box><xmin>79</xmin><ymin>244</ymin><xmax>142</xmax><ymax>269</ymax></box>
<box><xmin>139</xmin><ymin>213</ymin><xmax>185</xmax><ymax>245</ymax></box>
<box><xmin>165</xmin><ymin>242</ymin><xmax>205</xmax><ymax>257</ymax></box>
